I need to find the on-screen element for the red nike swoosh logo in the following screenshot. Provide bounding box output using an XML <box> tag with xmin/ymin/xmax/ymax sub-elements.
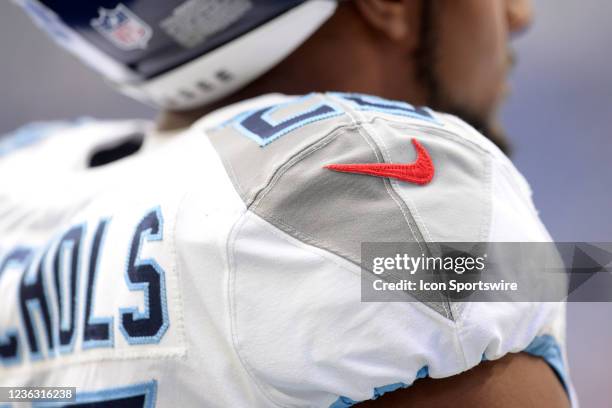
<box><xmin>324</xmin><ymin>138</ymin><xmax>434</xmax><ymax>185</ymax></box>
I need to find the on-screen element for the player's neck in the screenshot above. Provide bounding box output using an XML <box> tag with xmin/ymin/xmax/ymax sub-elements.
<box><xmin>157</xmin><ymin>5</ymin><xmax>427</xmax><ymax>132</ymax></box>
<box><xmin>157</xmin><ymin>61</ymin><xmax>425</xmax><ymax>132</ymax></box>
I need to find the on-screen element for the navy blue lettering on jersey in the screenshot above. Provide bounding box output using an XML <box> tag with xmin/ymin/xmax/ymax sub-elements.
<box><xmin>232</xmin><ymin>94</ymin><xmax>344</xmax><ymax>146</ymax></box>
<box><xmin>332</xmin><ymin>92</ymin><xmax>439</xmax><ymax>124</ymax></box>
<box><xmin>53</xmin><ymin>224</ymin><xmax>85</xmax><ymax>354</ymax></box>
<box><xmin>19</xmin><ymin>248</ymin><xmax>55</xmax><ymax>360</ymax></box>
<box><xmin>0</xmin><ymin>248</ymin><xmax>32</xmax><ymax>366</ymax></box>
<box><xmin>3</xmin><ymin>207</ymin><xmax>172</xmax><ymax>366</ymax></box>
<box><xmin>83</xmin><ymin>219</ymin><xmax>113</xmax><ymax>349</ymax></box>
<box><xmin>120</xmin><ymin>207</ymin><xmax>169</xmax><ymax>344</ymax></box>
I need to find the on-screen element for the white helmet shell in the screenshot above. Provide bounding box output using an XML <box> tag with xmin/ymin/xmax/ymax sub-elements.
<box><xmin>15</xmin><ymin>0</ymin><xmax>337</xmax><ymax>110</ymax></box>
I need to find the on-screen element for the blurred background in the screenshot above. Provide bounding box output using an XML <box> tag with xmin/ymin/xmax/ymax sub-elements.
<box><xmin>0</xmin><ymin>0</ymin><xmax>610</xmax><ymax>405</ymax></box>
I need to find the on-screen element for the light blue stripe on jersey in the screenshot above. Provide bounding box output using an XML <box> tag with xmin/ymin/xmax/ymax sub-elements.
<box><xmin>329</xmin><ymin>366</ymin><xmax>428</xmax><ymax>408</ymax></box>
<box><xmin>330</xmin><ymin>335</ymin><xmax>569</xmax><ymax>407</ymax></box>
<box><xmin>523</xmin><ymin>334</ymin><xmax>569</xmax><ymax>393</ymax></box>
<box><xmin>521</xmin><ymin>335</ymin><xmax>575</xmax><ymax>407</ymax></box>
<box><xmin>0</xmin><ymin>118</ymin><xmax>92</xmax><ymax>158</ymax></box>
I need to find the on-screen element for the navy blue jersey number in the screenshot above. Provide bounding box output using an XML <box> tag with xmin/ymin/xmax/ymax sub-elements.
<box><xmin>232</xmin><ymin>94</ymin><xmax>343</xmax><ymax>146</ymax></box>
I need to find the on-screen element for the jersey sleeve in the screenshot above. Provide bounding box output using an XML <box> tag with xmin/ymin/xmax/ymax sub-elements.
<box><xmin>207</xmin><ymin>93</ymin><xmax>570</xmax><ymax>407</ymax></box>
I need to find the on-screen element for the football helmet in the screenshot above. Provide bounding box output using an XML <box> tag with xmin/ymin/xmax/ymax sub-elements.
<box><xmin>14</xmin><ymin>0</ymin><xmax>337</xmax><ymax>109</ymax></box>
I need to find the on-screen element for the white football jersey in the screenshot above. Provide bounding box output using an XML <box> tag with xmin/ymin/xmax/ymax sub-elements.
<box><xmin>0</xmin><ymin>93</ymin><xmax>574</xmax><ymax>407</ymax></box>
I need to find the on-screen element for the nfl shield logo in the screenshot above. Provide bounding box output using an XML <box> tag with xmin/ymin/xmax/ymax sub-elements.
<box><xmin>91</xmin><ymin>4</ymin><xmax>152</xmax><ymax>50</ymax></box>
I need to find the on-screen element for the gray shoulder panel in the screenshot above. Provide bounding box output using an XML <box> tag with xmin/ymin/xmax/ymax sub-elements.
<box><xmin>208</xmin><ymin>94</ymin><xmax>353</xmax><ymax>203</ymax></box>
<box><xmin>208</xmin><ymin>93</ymin><xmax>492</xmax><ymax>320</ymax></box>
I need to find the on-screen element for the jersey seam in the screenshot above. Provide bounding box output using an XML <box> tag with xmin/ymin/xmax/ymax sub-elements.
<box><xmin>358</xmin><ymin>123</ymin><xmax>427</xmax><ymax>247</ymax></box>
<box><xmin>249</xmin><ymin>131</ymin><xmax>340</xmax><ymax>211</ymax></box>
<box><xmin>244</xmin><ymin>116</ymin><xmax>493</xmax><ymax>323</ymax></box>
<box><xmin>368</xmin><ymin>120</ymin><xmax>495</xmax><ymax>321</ymax></box>
<box><xmin>250</xmin><ymin>210</ymin><xmax>460</xmax><ymax>326</ymax></box>
<box><xmin>249</xmin><ymin>111</ymin><xmax>446</xmax><ymax>255</ymax></box>
<box><xmin>227</xmin><ymin>210</ymin><xmax>460</xmax><ymax>407</ymax></box>
<box><xmin>0</xmin><ymin>348</ymin><xmax>187</xmax><ymax>374</ymax></box>
<box><xmin>355</xmin><ymin>122</ymin><xmax>454</xmax><ymax>320</ymax></box>
<box><xmin>263</xmin><ymin>212</ymin><xmax>360</xmax><ymax>265</ymax></box>
<box><xmin>226</xmin><ymin>210</ymin><xmax>289</xmax><ymax>408</ymax></box>
<box><xmin>169</xmin><ymin>190</ymin><xmax>193</xmax><ymax>359</ymax></box>
<box><xmin>248</xmin><ymin>123</ymin><xmax>427</xmax><ymax>265</ymax></box>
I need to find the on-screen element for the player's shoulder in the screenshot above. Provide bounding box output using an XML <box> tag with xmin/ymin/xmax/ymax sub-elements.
<box><xmin>206</xmin><ymin>91</ymin><xmax>508</xmax><ymax>155</ymax></box>
<box><xmin>206</xmin><ymin>91</ymin><xmax>536</xmax><ymax>249</ymax></box>
<box><xmin>206</xmin><ymin>94</ymin><xmax>563</xmax><ymax>408</ymax></box>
